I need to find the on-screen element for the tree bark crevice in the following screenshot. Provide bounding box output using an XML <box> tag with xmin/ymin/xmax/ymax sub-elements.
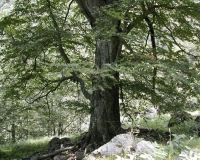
<box><xmin>87</xmin><ymin>37</ymin><xmax>122</xmax><ymax>147</ymax></box>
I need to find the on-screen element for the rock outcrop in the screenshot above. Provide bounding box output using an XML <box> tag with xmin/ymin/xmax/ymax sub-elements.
<box><xmin>86</xmin><ymin>133</ymin><xmax>158</xmax><ymax>160</ymax></box>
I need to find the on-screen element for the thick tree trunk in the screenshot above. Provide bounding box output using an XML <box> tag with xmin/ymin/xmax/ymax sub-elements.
<box><xmin>86</xmin><ymin>36</ymin><xmax>122</xmax><ymax>148</ymax></box>
<box><xmin>75</xmin><ymin>0</ymin><xmax>122</xmax><ymax>148</ymax></box>
<box><xmin>88</xmin><ymin>86</ymin><xmax>121</xmax><ymax>147</ymax></box>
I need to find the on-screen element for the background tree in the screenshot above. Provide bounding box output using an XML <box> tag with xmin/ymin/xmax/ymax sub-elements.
<box><xmin>0</xmin><ymin>0</ymin><xmax>199</xmax><ymax>148</ymax></box>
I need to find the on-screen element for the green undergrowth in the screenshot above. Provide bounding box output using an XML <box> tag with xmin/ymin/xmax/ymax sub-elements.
<box><xmin>120</xmin><ymin>113</ymin><xmax>200</xmax><ymax>159</ymax></box>
<box><xmin>0</xmin><ymin>137</ymin><xmax>51</xmax><ymax>160</ymax></box>
<box><xmin>138</xmin><ymin>114</ymin><xmax>171</xmax><ymax>132</ymax></box>
<box><xmin>137</xmin><ymin>113</ymin><xmax>200</xmax><ymax>136</ymax></box>
<box><xmin>87</xmin><ymin>136</ymin><xmax>200</xmax><ymax>160</ymax></box>
<box><xmin>1</xmin><ymin>113</ymin><xmax>200</xmax><ymax>160</ymax></box>
<box><xmin>0</xmin><ymin>134</ymin><xmax>85</xmax><ymax>160</ymax></box>
<box><xmin>186</xmin><ymin>137</ymin><xmax>200</xmax><ymax>149</ymax></box>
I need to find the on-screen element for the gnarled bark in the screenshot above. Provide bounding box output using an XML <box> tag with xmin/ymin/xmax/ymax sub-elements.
<box><xmin>89</xmin><ymin>37</ymin><xmax>121</xmax><ymax>147</ymax></box>
<box><xmin>75</xmin><ymin>0</ymin><xmax>122</xmax><ymax>148</ymax></box>
<box><xmin>87</xmin><ymin>37</ymin><xmax>122</xmax><ymax>147</ymax></box>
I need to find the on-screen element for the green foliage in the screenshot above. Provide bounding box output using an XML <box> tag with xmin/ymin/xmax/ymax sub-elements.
<box><xmin>0</xmin><ymin>0</ymin><xmax>200</xmax><ymax>144</ymax></box>
<box><xmin>186</xmin><ymin>137</ymin><xmax>200</xmax><ymax>149</ymax></box>
<box><xmin>166</xmin><ymin>134</ymin><xmax>188</xmax><ymax>156</ymax></box>
<box><xmin>168</xmin><ymin>111</ymin><xmax>193</xmax><ymax>127</ymax></box>
<box><xmin>136</xmin><ymin>114</ymin><xmax>170</xmax><ymax>132</ymax></box>
<box><xmin>122</xmin><ymin>113</ymin><xmax>200</xmax><ymax>159</ymax></box>
<box><xmin>170</xmin><ymin>119</ymin><xmax>200</xmax><ymax>136</ymax></box>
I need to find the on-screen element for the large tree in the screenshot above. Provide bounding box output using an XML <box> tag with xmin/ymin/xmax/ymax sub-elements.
<box><xmin>0</xmin><ymin>0</ymin><xmax>200</xmax><ymax>148</ymax></box>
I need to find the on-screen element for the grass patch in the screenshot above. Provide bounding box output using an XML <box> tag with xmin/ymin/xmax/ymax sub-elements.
<box><xmin>0</xmin><ymin>137</ymin><xmax>51</xmax><ymax>160</ymax></box>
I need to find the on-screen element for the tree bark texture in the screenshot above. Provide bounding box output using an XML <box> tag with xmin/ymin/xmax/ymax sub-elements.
<box><xmin>75</xmin><ymin>0</ymin><xmax>122</xmax><ymax>147</ymax></box>
<box><xmin>88</xmin><ymin>37</ymin><xmax>122</xmax><ymax>147</ymax></box>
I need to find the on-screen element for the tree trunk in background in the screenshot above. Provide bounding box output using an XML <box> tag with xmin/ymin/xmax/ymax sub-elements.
<box><xmin>11</xmin><ymin>123</ymin><xmax>16</xmax><ymax>143</ymax></box>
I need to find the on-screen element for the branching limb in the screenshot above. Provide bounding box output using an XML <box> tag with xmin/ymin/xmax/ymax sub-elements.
<box><xmin>121</xmin><ymin>39</ymin><xmax>134</xmax><ymax>54</ymax></box>
<box><xmin>74</xmin><ymin>0</ymin><xmax>96</xmax><ymax>26</ymax></box>
<box><xmin>144</xmin><ymin>16</ymin><xmax>157</xmax><ymax>91</ymax></box>
<box><xmin>141</xmin><ymin>2</ymin><xmax>157</xmax><ymax>93</ymax></box>
<box><xmin>46</xmin><ymin>0</ymin><xmax>70</xmax><ymax>64</ymax></box>
<box><xmin>71</xmin><ymin>73</ymin><xmax>92</xmax><ymax>100</ymax></box>
<box><xmin>62</xmin><ymin>0</ymin><xmax>74</xmax><ymax>28</ymax></box>
<box><xmin>32</xmin><ymin>0</ymin><xmax>91</xmax><ymax>103</ymax></box>
<box><xmin>46</xmin><ymin>96</ymin><xmax>51</xmax><ymax>120</ymax></box>
<box><xmin>158</xmin><ymin>13</ymin><xmax>200</xmax><ymax>59</ymax></box>
<box><xmin>124</xmin><ymin>3</ymin><xmax>198</xmax><ymax>34</ymax></box>
<box><xmin>27</xmin><ymin>74</ymin><xmax>91</xmax><ymax>103</ymax></box>
<box><xmin>26</xmin><ymin>77</ymin><xmax>69</xmax><ymax>103</ymax></box>
<box><xmin>125</xmin><ymin>4</ymin><xmax>163</xmax><ymax>34</ymax></box>
<box><xmin>169</xmin><ymin>25</ymin><xmax>196</xmax><ymax>56</ymax></box>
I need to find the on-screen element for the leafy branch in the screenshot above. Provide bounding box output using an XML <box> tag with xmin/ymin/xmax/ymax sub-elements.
<box><xmin>62</xmin><ymin>0</ymin><xmax>74</xmax><ymax>28</ymax></box>
<box><xmin>46</xmin><ymin>0</ymin><xmax>70</xmax><ymax>64</ymax></box>
<box><xmin>142</xmin><ymin>2</ymin><xmax>157</xmax><ymax>92</ymax></box>
<box><xmin>27</xmin><ymin>74</ymin><xmax>91</xmax><ymax>104</ymax></box>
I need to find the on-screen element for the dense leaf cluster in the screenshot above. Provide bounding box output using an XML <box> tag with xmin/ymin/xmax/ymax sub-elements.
<box><xmin>0</xmin><ymin>0</ymin><xmax>199</xmax><ymax>142</ymax></box>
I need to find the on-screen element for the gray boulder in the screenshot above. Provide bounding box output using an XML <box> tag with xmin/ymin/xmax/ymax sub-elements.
<box><xmin>177</xmin><ymin>149</ymin><xmax>200</xmax><ymax>160</ymax></box>
<box><xmin>91</xmin><ymin>133</ymin><xmax>136</xmax><ymax>156</ymax></box>
<box><xmin>86</xmin><ymin>138</ymin><xmax>158</xmax><ymax>160</ymax></box>
<box><xmin>48</xmin><ymin>137</ymin><xmax>71</xmax><ymax>152</ymax></box>
<box><xmin>135</xmin><ymin>140</ymin><xmax>155</xmax><ymax>153</ymax></box>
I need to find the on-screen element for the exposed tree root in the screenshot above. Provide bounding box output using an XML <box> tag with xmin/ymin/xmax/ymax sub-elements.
<box><xmin>36</xmin><ymin>146</ymin><xmax>75</xmax><ymax>160</ymax></box>
<box><xmin>22</xmin><ymin>133</ymin><xmax>89</xmax><ymax>160</ymax></box>
<box><xmin>22</xmin><ymin>146</ymin><xmax>76</xmax><ymax>160</ymax></box>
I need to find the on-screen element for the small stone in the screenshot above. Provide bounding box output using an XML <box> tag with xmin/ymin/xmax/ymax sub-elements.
<box><xmin>75</xmin><ymin>151</ymin><xmax>85</xmax><ymax>160</ymax></box>
<box><xmin>54</xmin><ymin>155</ymin><xmax>68</xmax><ymax>160</ymax></box>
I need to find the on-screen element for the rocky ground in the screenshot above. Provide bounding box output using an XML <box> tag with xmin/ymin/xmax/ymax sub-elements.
<box><xmin>19</xmin><ymin>129</ymin><xmax>173</xmax><ymax>160</ymax></box>
<box><xmin>20</xmin><ymin>130</ymin><xmax>200</xmax><ymax>160</ymax></box>
<box><xmin>20</xmin><ymin>110</ymin><xmax>200</xmax><ymax>160</ymax></box>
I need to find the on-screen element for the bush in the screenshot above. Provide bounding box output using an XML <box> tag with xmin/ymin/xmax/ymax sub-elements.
<box><xmin>168</xmin><ymin>111</ymin><xmax>193</xmax><ymax>127</ymax></box>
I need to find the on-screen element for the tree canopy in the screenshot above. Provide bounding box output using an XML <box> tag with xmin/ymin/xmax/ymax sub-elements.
<box><xmin>0</xmin><ymin>0</ymin><xmax>200</xmax><ymax>146</ymax></box>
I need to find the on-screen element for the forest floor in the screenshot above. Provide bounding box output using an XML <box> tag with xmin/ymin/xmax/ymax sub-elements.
<box><xmin>1</xmin><ymin>112</ymin><xmax>200</xmax><ymax>160</ymax></box>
